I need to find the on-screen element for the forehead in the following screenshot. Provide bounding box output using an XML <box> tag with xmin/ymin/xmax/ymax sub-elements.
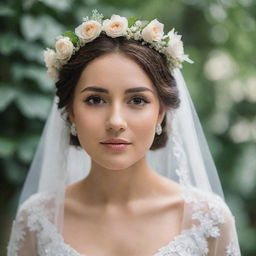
<box><xmin>76</xmin><ymin>52</ymin><xmax>156</xmax><ymax>93</ymax></box>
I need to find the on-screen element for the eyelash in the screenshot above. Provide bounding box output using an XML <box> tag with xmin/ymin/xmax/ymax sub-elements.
<box><xmin>84</xmin><ymin>95</ymin><xmax>150</xmax><ymax>106</ymax></box>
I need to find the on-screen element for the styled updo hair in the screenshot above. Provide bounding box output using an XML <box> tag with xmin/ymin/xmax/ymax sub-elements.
<box><xmin>55</xmin><ymin>33</ymin><xmax>180</xmax><ymax>150</ymax></box>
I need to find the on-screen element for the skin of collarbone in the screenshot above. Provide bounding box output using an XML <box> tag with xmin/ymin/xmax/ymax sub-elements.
<box><xmin>68</xmin><ymin>51</ymin><xmax>169</xmax><ymax>208</ymax></box>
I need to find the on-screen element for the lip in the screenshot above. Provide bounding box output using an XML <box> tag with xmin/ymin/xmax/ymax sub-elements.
<box><xmin>100</xmin><ymin>138</ymin><xmax>131</xmax><ymax>144</ymax></box>
<box><xmin>101</xmin><ymin>143</ymin><xmax>130</xmax><ymax>151</ymax></box>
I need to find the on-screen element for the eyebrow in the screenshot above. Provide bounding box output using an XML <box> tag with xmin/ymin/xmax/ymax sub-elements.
<box><xmin>80</xmin><ymin>86</ymin><xmax>154</xmax><ymax>94</ymax></box>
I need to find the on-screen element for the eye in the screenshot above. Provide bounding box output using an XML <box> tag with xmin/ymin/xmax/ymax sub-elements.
<box><xmin>129</xmin><ymin>96</ymin><xmax>149</xmax><ymax>106</ymax></box>
<box><xmin>84</xmin><ymin>95</ymin><xmax>150</xmax><ymax>106</ymax></box>
<box><xmin>84</xmin><ymin>95</ymin><xmax>105</xmax><ymax>105</ymax></box>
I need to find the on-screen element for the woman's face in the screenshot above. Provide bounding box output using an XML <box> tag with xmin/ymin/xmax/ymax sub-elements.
<box><xmin>70</xmin><ymin>52</ymin><xmax>165</xmax><ymax>170</ymax></box>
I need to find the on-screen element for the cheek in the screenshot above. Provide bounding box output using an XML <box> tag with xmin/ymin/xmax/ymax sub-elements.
<box><xmin>73</xmin><ymin>98</ymin><xmax>97</xmax><ymax>122</ymax></box>
<box><xmin>134</xmin><ymin>106</ymin><xmax>158</xmax><ymax>126</ymax></box>
<box><xmin>131</xmin><ymin>108</ymin><xmax>159</xmax><ymax>142</ymax></box>
<box><xmin>75</xmin><ymin>111</ymin><xmax>102</xmax><ymax>137</ymax></box>
<box><xmin>72</xmin><ymin>103</ymin><xmax>102</xmax><ymax>142</ymax></box>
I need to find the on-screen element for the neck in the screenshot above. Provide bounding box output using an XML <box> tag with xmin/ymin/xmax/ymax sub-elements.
<box><xmin>80</xmin><ymin>156</ymin><xmax>161</xmax><ymax>206</ymax></box>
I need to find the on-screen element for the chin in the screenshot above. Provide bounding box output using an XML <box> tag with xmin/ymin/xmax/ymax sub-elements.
<box><xmin>93</xmin><ymin>155</ymin><xmax>142</xmax><ymax>171</ymax></box>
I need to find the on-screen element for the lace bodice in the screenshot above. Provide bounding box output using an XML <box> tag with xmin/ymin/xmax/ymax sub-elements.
<box><xmin>7</xmin><ymin>186</ymin><xmax>241</xmax><ymax>256</ymax></box>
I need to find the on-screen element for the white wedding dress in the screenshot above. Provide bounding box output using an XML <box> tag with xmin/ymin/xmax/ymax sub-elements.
<box><xmin>7</xmin><ymin>184</ymin><xmax>240</xmax><ymax>256</ymax></box>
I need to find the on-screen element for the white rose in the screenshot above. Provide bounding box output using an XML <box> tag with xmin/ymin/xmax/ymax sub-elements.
<box><xmin>55</xmin><ymin>37</ymin><xmax>74</xmax><ymax>60</ymax></box>
<box><xmin>44</xmin><ymin>48</ymin><xmax>58</xmax><ymax>68</ymax></box>
<box><xmin>141</xmin><ymin>19</ymin><xmax>164</xmax><ymax>43</ymax></box>
<box><xmin>75</xmin><ymin>20</ymin><xmax>102</xmax><ymax>41</ymax></box>
<box><xmin>103</xmin><ymin>15</ymin><xmax>128</xmax><ymax>37</ymax></box>
<box><xmin>166</xmin><ymin>29</ymin><xmax>184</xmax><ymax>60</ymax></box>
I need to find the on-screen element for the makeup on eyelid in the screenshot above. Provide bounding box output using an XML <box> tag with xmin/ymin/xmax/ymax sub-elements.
<box><xmin>83</xmin><ymin>94</ymin><xmax>150</xmax><ymax>106</ymax></box>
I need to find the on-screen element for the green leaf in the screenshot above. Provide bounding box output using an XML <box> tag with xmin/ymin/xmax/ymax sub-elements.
<box><xmin>21</xmin><ymin>15</ymin><xmax>42</xmax><ymax>41</ymax></box>
<box><xmin>0</xmin><ymin>137</ymin><xmax>16</xmax><ymax>158</ymax></box>
<box><xmin>0</xmin><ymin>4</ymin><xmax>15</xmax><ymax>17</ymax></box>
<box><xmin>39</xmin><ymin>15</ymin><xmax>64</xmax><ymax>46</ymax></box>
<box><xmin>63</xmin><ymin>30</ymin><xmax>79</xmax><ymax>45</ymax></box>
<box><xmin>17</xmin><ymin>40</ymin><xmax>44</xmax><ymax>63</ymax></box>
<box><xmin>163</xmin><ymin>36</ymin><xmax>170</xmax><ymax>44</ymax></box>
<box><xmin>3</xmin><ymin>160</ymin><xmax>26</xmax><ymax>185</ymax></box>
<box><xmin>21</xmin><ymin>14</ymin><xmax>64</xmax><ymax>45</ymax></box>
<box><xmin>233</xmin><ymin>145</ymin><xmax>256</xmax><ymax>196</ymax></box>
<box><xmin>17</xmin><ymin>135</ymin><xmax>40</xmax><ymax>163</ymax></box>
<box><xmin>128</xmin><ymin>17</ymin><xmax>138</xmax><ymax>28</ymax></box>
<box><xmin>16</xmin><ymin>92</ymin><xmax>52</xmax><ymax>120</ymax></box>
<box><xmin>104</xmin><ymin>16</ymin><xmax>111</xmax><ymax>20</ymax></box>
<box><xmin>12</xmin><ymin>64</ymin><xmax>53</xmax><ymax>92</ymax></box>
<box><xmin>0</xmin><ymin>33</ymin><xmax>19</xmax><ymax>55</ymax></box>
<box><xmin>39</xmin><ymin>0</ymin><xmax>71</xmax><ymax>11</ymax></box>
<box><xmin>0</xmin><ymin>85</ymin><xmax>16</xmax><ymax>111</ymax></box>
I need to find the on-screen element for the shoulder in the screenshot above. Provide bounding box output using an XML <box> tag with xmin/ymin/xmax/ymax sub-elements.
<box><xmin>8</xmin><ymin>191</ymin><xmax>58</xmax><ymax>256</ymax></box>
<box><xmin>16</xmin><ymin>191</ymin><xmax>56</xmax><ymax>224</ymax></box>
<box><xmin>183</xmin><ymin>186</ymin><xmax>237</xmax><ymax>237</ymax></box>
<box><xmin>181</xmin><ymin>186</ymin><xmax>241</xmax><ymax>255</ymax></box>
<box><xmin>19</xmin><ymin>191</ymin><xmax>55</xmax><ymax>210</ymax></box>
<box><xmin>185</xmin><ymin>186</ymin><xmax>234</xmax><ymax>214</ymax></box>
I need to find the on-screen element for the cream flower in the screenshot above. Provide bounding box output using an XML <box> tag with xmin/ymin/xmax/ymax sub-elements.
<box><xmin>141</xmin><ymin>19</ymin><xmax>164</xmax><ymax>43</ymax></box>
<box><xmin>44</xmin><ymin>48</ymin><xmax>58</xmax><ymax>68</ymax></box>
<box><xmin>43</xmin><ymin>11</ymin><xmax>192</xmax><ymax>82</ymax></box>
<box><xmin>102</xmin><ymin>15</ymin><xmax>128</xmax><ymax>37</ymax></box>
<box><xmin>47</xmin><ymin>67</ymin><xmax>59</xmax><ymax>82</ymax></box>
<box><xmin>75</xmin><ymin>20</ymin><xmax>102</xmax><ymax>41</ymax></box>
<box><xmin>166</xmin><ymin>29</ymin><xmax>185</xmax><ymax>60</ymax></box>
<box><xmin>166</xmin><ymin>29</ymin><xmax>193</xmax><ymax>64</ymax></box>
<box><xmin>55</xmin><ymin>37</ymin><xmax>74</xmax><ymax>60</ymax></box>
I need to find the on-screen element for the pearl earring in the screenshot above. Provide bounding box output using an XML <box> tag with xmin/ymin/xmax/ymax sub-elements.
<box><xmin>70</xmin><ymin>123</ymin><xmax>77</xmax><ymax>136</ymax></box>
<box><xmin>156</xmin><ymin>123</ymin><xmax>162</xmax><ymax>135</ymax></box>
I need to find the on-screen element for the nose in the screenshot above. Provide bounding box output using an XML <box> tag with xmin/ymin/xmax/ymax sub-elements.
<box><xmin>106</xmin><ymin>103</ymin><xmax>127</xmax><ymax>133</ymax></box>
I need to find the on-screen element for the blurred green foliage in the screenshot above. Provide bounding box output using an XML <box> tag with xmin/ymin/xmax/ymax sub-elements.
<box><xmin>0</xmin><ymin>0</ymin><xmax>255</xmax><ymax>255</ymax></box>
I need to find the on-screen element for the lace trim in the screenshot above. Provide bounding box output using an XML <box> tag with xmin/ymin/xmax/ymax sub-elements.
<box><xmin>7</xmin><ymin>218</ymin><xmax>26</xmax><ymax>256</ymax></box>
<box><xmin>169</xmin><ymin>111</ymin><xmax>240</xmax><ymax>256</ymax></box>
<box><xmin>152</xmin><ymin>186</ymin><xmax>240</xmax><ymax>256</ymax></box>
<box><xmin>225</xmin><ymin>242</ymin><xmax>241</xmax><ymax>256</ymax></box>
<box><xmin>7</xmin><ymin>188</ymin><xmax>240</xmax><ymax>256</ymax></box>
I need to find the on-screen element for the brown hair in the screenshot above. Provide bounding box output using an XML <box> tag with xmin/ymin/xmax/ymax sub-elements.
<box><xmin>56</xmin><ymin>33</ymin><xmax>180</xmax><ymax>150</ymax></box>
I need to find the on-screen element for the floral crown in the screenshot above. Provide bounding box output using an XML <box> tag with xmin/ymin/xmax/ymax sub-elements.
<box><xmin>44</xmin><ymin>9</ymin><xmax>193</xmax><ymax>82</ymax></box>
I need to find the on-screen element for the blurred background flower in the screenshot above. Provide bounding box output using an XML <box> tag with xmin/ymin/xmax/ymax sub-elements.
<box><xmin>0</xmin><ymin>0</ymin><xmax>255</xmax><ymax>255</ymax></box>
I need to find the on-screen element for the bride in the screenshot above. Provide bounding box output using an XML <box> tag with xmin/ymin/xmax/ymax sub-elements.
<box><xmin>7</xmin><ymin>10</ymin><xmax>241</xmax><ymax>256</ymax></box>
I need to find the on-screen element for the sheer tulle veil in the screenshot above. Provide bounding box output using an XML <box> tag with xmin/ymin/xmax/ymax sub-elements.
<box><xmin>7</xmin><ymin>17</ymin><xmax>241</xmax><ymax>255</ymax></box>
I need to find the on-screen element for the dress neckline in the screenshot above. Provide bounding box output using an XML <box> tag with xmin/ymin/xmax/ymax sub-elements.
<box><xmin>58</xmin><ymin>185</ymin><xmax>190</xmax><ymax>256</ymax></box>
<box><xmin>57</xmin><ymin>226</ymin><xmax>189</xmax><ymax>256</ymax></box>
<box><xmin>19</xmin><ymin>185</ymin><xmax>225</xmax><ymax>256</ymax></box>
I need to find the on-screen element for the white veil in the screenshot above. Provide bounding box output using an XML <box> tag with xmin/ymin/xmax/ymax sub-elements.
<box><xmin>7</xmin><ymin>68</ymin><xmax>241</xmax><ymax>256</ymax></box>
